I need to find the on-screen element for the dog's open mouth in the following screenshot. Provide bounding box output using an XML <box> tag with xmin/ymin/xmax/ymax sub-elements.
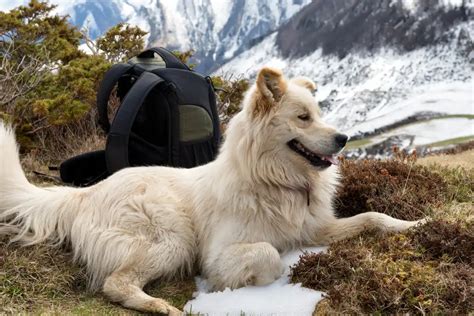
<box><xmin>287</xmin><ymin>139</ymin><xmax>339</xmax><ymax>168</ymax></box>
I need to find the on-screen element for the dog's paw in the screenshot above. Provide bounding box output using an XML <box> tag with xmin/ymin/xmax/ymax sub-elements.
<box><xmin>414</xmin><ymin>217</ymin><xmax>431</xmax><ymax>227</ymax></box>
<box><xmin>166</xmin><ymin>305</ymin><xmax>182</xmax><ymax>316</ymax></box>
<box><xmin>143</xmin><ymin>298</ymin><xmax>182</xmax><ymax>315</ymax></box>
<box><xmin>407</xmin><ymin>217</ymin><xmax>430</xmax><ymax>230</ymax></box>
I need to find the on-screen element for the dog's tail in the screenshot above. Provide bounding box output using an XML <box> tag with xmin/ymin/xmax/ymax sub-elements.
<box><xmin>0</xmin><ymin>121</ymin><xmax>80</xmax><ymax>246</ymax></box>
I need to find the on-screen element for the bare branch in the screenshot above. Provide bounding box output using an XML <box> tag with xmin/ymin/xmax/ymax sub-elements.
<box><xmin>0</xmin><ymin>42</ymin><xmax>53</xmax><ymax>109</ymax></box>
<box><xmin>80</xmin><ymin>27</ymin><xmax>100</xmax><ymax>56</ymax></box>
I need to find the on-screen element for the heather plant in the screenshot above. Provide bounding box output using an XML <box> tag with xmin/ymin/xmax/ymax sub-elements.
<box><xmin>335</xmin><ymin>149</ymin><xmax>448</xmax><ymax>220</ymax></box>
<box><xmin>291</xmin><ymin>220</ymin><xmax>473</xmax><ymax>314</ymax></box>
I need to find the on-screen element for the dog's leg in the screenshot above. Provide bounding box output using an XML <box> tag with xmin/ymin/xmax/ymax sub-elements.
<box><xmin>205</xmin><ymin>242</ymin><xmax>284</xmax><ymax>291</ymax></box>
<box><xmin>101</xmin><ymin>230</ymin><xmax>193</xmax><ymax>315</ymax></box>
<box><xmin>103</xmin><ymin>265</ymin><xmax>181</xmax><ymax>315</ymax></box>
<box><xmin>315</xmin><ymin>212</ymin><xmax>422</xmax><ymax>244</ymax></box>
<box><xmin>100</xmin><ymin>201</ymin><xmax>195</xmax><ymax>315</ymax></box>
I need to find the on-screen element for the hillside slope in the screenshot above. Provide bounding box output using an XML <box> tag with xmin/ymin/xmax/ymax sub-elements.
<box><xmin>61</xmin><ymin>0</ymin><xmax>311</xmax><ymax>73</ymax></box>
<box><xmin>217</xmin><ymin>0</ymin><xmax>473</xmax><ymax>155</ymax></box>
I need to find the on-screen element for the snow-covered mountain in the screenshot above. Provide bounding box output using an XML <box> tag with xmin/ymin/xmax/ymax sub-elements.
<box><xmin>62</xmin><ymin>0</ymin><xmax>311</xmax><ymax>73</ymax></box>
<box><xmin>7</xmin><ymin>0</ymin><xmax>469</xmax><ymax>155</ymax></box>
<box><xmin>217</xmin><ymin>0</ymin><xmax>474</xmax><ymax>156</ymax></box>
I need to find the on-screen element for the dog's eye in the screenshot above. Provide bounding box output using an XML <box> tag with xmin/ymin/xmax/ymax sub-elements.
<box><xmin>298</xmin><ymin>113</ymin><xmax>311</xmax><ymax>121</ymax></box>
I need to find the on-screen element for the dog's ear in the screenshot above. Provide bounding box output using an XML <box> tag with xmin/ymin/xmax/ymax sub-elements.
<box><xmin>253</xmin><ymin>67</ymin><xmax>287</xmax><ymax>116</ymax></box>
<box><xmin>290</xmin><ymin>77</ymin><xmax>317</xmax><ymax>93</ymax></box>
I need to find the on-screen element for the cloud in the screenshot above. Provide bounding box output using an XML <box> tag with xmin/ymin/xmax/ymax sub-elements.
<box><xmin>0</xmin><ymin>0</ymin><xmax>86</xmax><ymax>14</ymax></box>
<box><xmin>0</xmin><ymin>0</ymin><xmax>27</xmax><ymax>12</ymax></box>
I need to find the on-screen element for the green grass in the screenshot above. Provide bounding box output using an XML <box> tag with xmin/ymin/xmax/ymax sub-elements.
<box><xmin>425</xmin><ymin>135</ymin><xmax>474</xmax><ymax>148</ymax></box>
<box><xmin>432</xmin><ymin>114</ymin><xmax>474</xmax><ymax>120</ymax></box>
<box><xmin>346</xmin><ymin>138</ymin><xmax>372</xmax><ymax>149</ymax></box>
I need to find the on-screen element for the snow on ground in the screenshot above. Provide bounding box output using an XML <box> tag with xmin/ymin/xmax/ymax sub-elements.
<box><xmin>209</xmin><ymin>0</ymin><xmax>233</xmax><ymax>31</ymax></box>
<box><xmin>217</xmin><ymin>21</ymin><xmax>472</xmax><ymax>138</ymax></box>
<box><xmin>370</xmin><ymin>117</ymin><xmax>474</xmax><ymax>147</ymax></box>
<box><xmin>184</xmin><ymin>247</ymin><xmax>325</xmax><ymax>315</ymax></box>
<box><xmin>345</xmin><ymin>81</ymin><xmax>474</xmax><ymax>135</ymax></box>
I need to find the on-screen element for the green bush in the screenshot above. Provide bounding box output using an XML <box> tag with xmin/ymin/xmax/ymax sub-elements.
<box><xmin>0</xmin><ymin>1</ymin><xmax>148</xmax><ymax>157</ymax></box>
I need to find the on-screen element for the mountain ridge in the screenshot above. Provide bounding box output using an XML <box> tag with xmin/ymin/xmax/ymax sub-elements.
<box><xmin>64</xmin><ymin>0</ymin><xmax>311</xmax><ymax>73</ymax></box>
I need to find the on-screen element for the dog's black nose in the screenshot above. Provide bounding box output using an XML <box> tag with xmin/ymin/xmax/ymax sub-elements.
<box><xmin>335</xmin><ymin>134</ymin><xmax>349</xmax><ymax>148</ymax></box>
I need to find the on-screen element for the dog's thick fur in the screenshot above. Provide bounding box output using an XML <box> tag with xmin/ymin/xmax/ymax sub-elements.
<box><xmin>0</xmin><ymin>68</ymin><xmax>421</xmax><ymax>314</ymax></box>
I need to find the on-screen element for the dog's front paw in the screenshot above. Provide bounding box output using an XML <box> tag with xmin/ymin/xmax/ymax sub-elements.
<box><xmin>406</xmin><ymin>217</ymin><xmax>430</xmax><ymax>230</ymax></box>
<box><xmin>166</xmin><ymin>306</ymin><xmax>182</xmax><ymax>316</ymax></box>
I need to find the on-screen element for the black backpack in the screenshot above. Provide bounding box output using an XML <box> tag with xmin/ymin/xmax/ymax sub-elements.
<box><xmin>59</xmin><ymin>47</ymin><xmax>221</xmax><ymax>186</ymax></box>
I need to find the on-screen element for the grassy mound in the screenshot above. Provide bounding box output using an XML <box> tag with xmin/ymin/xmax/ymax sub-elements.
<box><xmin>291</xmin><ymin>219</ymin><xmax>473</xmax><ymax>314</ymax></box>
<box><xmin>335</xmin><ymin>151</ymin><xmax>447</xmax><ymax>220</ymax></box>
<box><xmin>291</xmin><ymin>154</ymin><xmax>474</xmax><ymax>314</ymax></box>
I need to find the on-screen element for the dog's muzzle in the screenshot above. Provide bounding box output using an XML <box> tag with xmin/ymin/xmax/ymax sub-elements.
<box><xmin>287</xmin><ymin>139</ymin><xmax>339</xmax><ymax>168</ymax></box>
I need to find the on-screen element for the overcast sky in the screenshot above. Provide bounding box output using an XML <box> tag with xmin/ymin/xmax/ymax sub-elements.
<box><xmin>0</xmin><ymin>0</ymin><xmax>82</xmax><ymax>14</ymax></box>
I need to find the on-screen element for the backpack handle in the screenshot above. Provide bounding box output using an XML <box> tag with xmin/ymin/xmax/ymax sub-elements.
<box><xmin>137</xmin><ymin>47</ymin><xmax>190</xmax><ymax>70</ymax></box>
<box><xmin>105</xmin><ymin>71</ymin><xmax>165</xmax><ymax>173</ymax></box>
<box><xmin>96</xmin><ymin>63</ymin><xmax>134</xmax><ymax>132</ymax></box>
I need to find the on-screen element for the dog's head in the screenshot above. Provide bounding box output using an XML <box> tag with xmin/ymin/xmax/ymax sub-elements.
<box><xmin>241</xmin><ymin>67</ymin><xmax>348</xmax><ymax>171</ymax></box>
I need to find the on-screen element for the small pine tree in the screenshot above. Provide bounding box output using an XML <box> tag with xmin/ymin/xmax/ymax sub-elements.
<box><xmin>96</xmin><ymin>23</ymin><xmax>148</xmax><ymax>63</ymax></box>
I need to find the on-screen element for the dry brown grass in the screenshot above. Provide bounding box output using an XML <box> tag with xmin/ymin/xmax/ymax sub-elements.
<box><xmin>418</xmin><ymin>148</ymin><xmax>474</xmax><ymax>170</ymax></box>
<box><xmin>0</xmin><ymin>235</ymin><xmax>196</xmax><ymax>314</ymax></box>
<box><xmin>24</xmin><ymin>119</ymin><xmax>106</xmax><ymax>166</ymax></box>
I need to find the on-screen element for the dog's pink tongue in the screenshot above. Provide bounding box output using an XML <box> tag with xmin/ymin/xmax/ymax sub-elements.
<box><xmin>322</xmin><ymin>155</ymin><xmax>339</xmax><ymax>165</ymax></box>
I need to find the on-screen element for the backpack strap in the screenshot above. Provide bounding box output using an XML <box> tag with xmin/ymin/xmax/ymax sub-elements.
<box><xmin>137</xmin><ymin>47</ymin><xmax>190</xmax><ymax>70</ymax></box>
<box><xmin>97</xmin><ymin>63</ymin><xmax>134</xmax><ymax>132</ymax></box>
<box><xmin>105</xmin><ymin>71</ymin><xmax>165</xmax><ymax>173</ymax></box>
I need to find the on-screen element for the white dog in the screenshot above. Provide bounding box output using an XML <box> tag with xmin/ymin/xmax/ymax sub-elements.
<box><xmin>0</xmin><ymin>67</ymin><xmax>420</xmax><ymax>314</ymax></box>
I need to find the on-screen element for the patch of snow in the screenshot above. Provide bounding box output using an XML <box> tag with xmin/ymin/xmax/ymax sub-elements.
<box><xmin>159</xmin><ymin>0</ymin><xmax>190</xmax><ymax>49</ymax></box>
<box><xmin>216</xmin><ymin>33</ymin><xmax>284</xmax><ymax>75</ymax></box>
<box><xmin>78</xmin><ymin>42</ymin><xmax>92</xmax><ymax>54</ymax></box>
<box><xmin>371</xmin><ymin>117</ymin><xmax>474</xmax><ymax>146</ymax></box>
<box><xmin>184</xmin><ymin>247</ymin><xmax>326</xmax><ymax>315</ymax></box>
<box><xmin>439</xmin><ymin>0</ymin><xmax>465</xmax><ymax>8</ymax></box>
<box><xmin>209</xmin><ymin>0</ymin><xmax>232</xmax><ymax>31</ymax></box>
<box><xmin>400</xmin><ymin>0</ymin><xmax>467</xmax><ymax>12</ymax></box>
<box><xmin>401</xmin><ymin>0</ymin><xmax>418</xmax><ymax>13</ymax></box>
<box><xmin>346</xmin><ymin>81</ymin><xmax>474</xmax><ymax>135</ymax></box>
<box><xmin>51</xmin><ymin>0</ymin><xmax>88</xmax><ymax>16</ymax></box>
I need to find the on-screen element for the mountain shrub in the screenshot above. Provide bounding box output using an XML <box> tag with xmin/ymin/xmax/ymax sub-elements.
<box><xmin>335</xmin><ymin>150</ymin><xmax>448</xmax><ymax>220</ymax></box>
